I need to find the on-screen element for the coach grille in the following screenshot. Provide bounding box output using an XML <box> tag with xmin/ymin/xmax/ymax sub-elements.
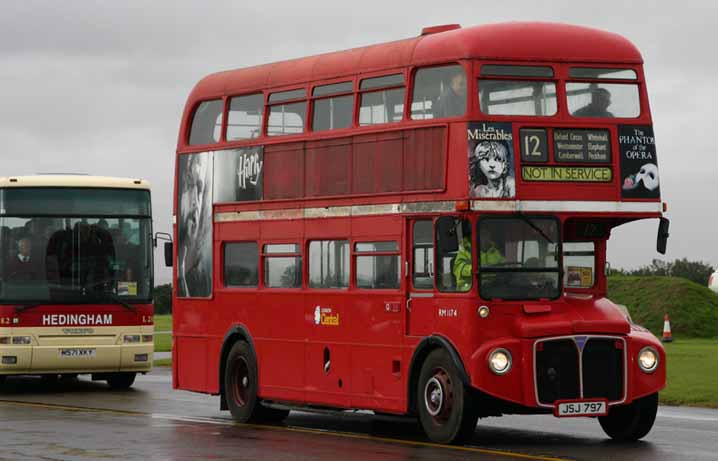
<box><xmin>582</xmin><ymin>338</ymin><xmax>624</xmax><ymax>401</ymax></box>
<box><xmin>535</xmin><ymin>336</ymin><xmax>625</xmax><ymax>406</ymax></box>
<box><xmin>536</xmin><ymin>339</ymin><xmax>579</xmax><ymax>405</ymax></box>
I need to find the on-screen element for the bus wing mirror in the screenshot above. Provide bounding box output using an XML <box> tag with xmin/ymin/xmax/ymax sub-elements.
<box><xmin>657</xmin><ymin>217</ymin><xmax>670</xmax><ymax>255</ymax></box>
<box><xmin>164</xmin><ymin>242</ymin><xmax>173</xmax><ymax>267</ymax></box>
<box><xmin>436</xmin><ymin>216</ymin><xmax>459</xmax><ymax>253</ymax></box>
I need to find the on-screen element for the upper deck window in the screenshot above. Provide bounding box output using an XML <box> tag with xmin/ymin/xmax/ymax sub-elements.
<box><xmin>227</xmin><ymin>93</ymin><xmax>264</xmax><ymax>141</ymax></box>
<box><xmin>481</xmin><ymin>65</ymin><xmax>554</xmax><ymax>78</ymax></box>
<box><xmin>188</xmin><ymin>99</ymin><xmax>223</xmax><ymax>145</ymax></box>
<box><xmin>359</xmin><ymin>74</ymin><xmax>404</xmax><ymax>126</ymax></box>
<box><xmin>567</xmin><ymin>83</ymin><xmax>640</xmax><ymax>118</ymax></box>
<box><xmin>411</xmin><ymin>64</ymin><xmax>466</xmax><ymax>119</ymax></box>
<box><xmin>569</xmin><ymin>67</ymin><xmax>637</xmax><ymax>80</ymax></box>
<box><xmin>268</xmin><ymin>88</ymin><xmax>307</xmax><ymax>136</ymax></box>
<box><xmin>478</xmin><ymin>80</ymin><xmax>557</xmax><ymax>116</ymax></box>
<box><xmin>312</xmin><ymin>82</ymin><xmax>353</xmax><ymax>132</ymax></box>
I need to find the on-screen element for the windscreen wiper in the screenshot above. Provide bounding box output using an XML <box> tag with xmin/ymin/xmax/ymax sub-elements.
<box><xmin>516</xmin><ymin>213</ymin><xmax>555</xmax><ymax>245</ymax></box>
<box><xmin>93</xmin><ymin>290</ymin><xmax>136</xmax><ymax>312</ymax></box>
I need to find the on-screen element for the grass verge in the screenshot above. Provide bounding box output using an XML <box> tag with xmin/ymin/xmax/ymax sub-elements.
<box><xmin>153</xmin><ymin>358</ymin><xmax>172</xmax><ymax>367</ymax></box>
<box><xmin>661</xmin><ymin>338</ymin><xmax>718</xmax><ymax>408</ymax></box>
<box><xmin>154</xmin><ymin>314</ymin><xmax>172</xmax><ymax>332</ymax></box>
<box><xmin>154</xmin><ymin>332</ymin><xmax>171</xmax><ymax>352</ymax></box>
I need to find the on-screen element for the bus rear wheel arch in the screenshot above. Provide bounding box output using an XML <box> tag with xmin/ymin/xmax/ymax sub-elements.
<box><xmin>417</xmin><ymin>348</ymin><xmax>478</xmax><ymax>444</ymax></box>
<box><xmin>223</xmin><ymin>340</ymin><xmax>288</xmax><ymax>423</ymax></box>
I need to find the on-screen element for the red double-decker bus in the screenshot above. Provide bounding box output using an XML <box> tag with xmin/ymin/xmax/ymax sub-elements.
<box><xmin>171</xmin><ymin>23</ymin><xmax>669</xmax><ymax>443</ymax></box>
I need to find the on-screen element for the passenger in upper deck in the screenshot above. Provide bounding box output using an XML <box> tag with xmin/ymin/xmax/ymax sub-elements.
<box><xmin>572</xmin><ymin>87</ymin><xmax>614</xmax><ymax>118</ymax></box>
<box><xmin>435</xmin><ymin>68</ymin><xmax>466</xmax><ymax>118</ymax></box>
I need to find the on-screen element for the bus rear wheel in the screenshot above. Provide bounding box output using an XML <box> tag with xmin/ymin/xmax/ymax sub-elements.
<box><xmin>224</xmin><ymin>341</ymin><xmax>289</xmax><ymax>423</ymax></box>
<box><xmin>107</xmin><ymin>372</ymin><xmax>136</xmax><ymax>390</ymax></box>
<box><xmin>598</xmin><ymin>393</ymin><xmax>658</xmax><ymax>441</ymax></box>
<box><xmin>417</xmin><ymin>348</ymin><xmax>478</xmax><ymax>444</ymax></box>
<box><xmin>225</xmin><ymin>341</ymin><xmax>261</xmax><ymax>422</ymax></box>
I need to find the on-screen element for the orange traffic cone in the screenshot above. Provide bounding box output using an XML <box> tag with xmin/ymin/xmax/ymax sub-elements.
<box><xmin>662</xmin><ymin>313</ymin><xmax>673</xmax><ymax>343</ymax></box>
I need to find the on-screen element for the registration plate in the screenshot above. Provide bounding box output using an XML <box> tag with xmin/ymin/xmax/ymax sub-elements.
<box><xmin>59</xmin><ymin>348</ymin><xmax>96</xmax><ymax>358</ymax></box>
<box><xmin>555</xmin><ymin>400</ymin><xmax>608</xmax><ymax>417</ymax></box>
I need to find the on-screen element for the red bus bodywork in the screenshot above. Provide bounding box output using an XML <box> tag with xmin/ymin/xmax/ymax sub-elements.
<box><xmin>172</xmin><ymin>23</ymin><xmax>666</xmax><ymax>442</ymax></box>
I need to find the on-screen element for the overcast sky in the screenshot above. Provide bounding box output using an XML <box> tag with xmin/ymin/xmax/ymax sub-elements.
<box><xmin>2</xmin><ymin>0</ymin><xmax>716</xmax><ymax>284</ymax></box>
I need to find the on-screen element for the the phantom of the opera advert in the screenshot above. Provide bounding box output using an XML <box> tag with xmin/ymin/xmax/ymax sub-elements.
<box><xmin>618</xmin><ymin>125</ymin><xmax>660</xmax><ymax>199</ymax></box>
<box><xmin>177</xmin><ymin>152</ymin><xmax>213</xmax><ymax>298</ymax></box>
<box><xmin>468</xmin><ymin>122</ymin><xmax>516</xmax><ymax>199</ymax></box>
<box><xmin>213</xmin><ymin>147</ymin><xmax>264</xmax><ymax>203</ymax></box>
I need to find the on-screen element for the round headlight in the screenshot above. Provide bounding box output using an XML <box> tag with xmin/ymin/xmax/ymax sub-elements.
<box><xmin>488</xmin><ymin>348</ymin><xmax>512</xmax><ymax>375</ymax></box>
<box><xmin>638</xmin><ymin>347</ymin><xmax>658</xmax><ymax>373</ymax></box>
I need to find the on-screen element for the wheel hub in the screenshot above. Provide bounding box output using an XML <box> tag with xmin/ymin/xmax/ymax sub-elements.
<box><xmin>424</xmin><ymin>369</ymin><xmax>453</xmax><ymax>421</ymax></box>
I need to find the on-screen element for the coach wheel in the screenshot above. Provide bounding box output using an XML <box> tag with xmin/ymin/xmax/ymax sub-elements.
<box><xmin>224</xmin><ymin>341</ymin><xmax>261</xmax><ymax>422</ymax></box>
<box><xmin>417</xmin><ymin>348</ymin><xmax>478</xmax><ymax>444</ymax></box>
<box><xmin>0</xmin><ymin>375</ymin><xmax>6</xmax><ymax>386</ymax></box>
<box><xmin>106</xmin><ymin>372</ymin><xmax>136</xmax><ymax>390</ymax></box>
<box><xmin>598</xmin><ymin>392</ymin><xmax>658</xmax><ymax>441</ymax></box>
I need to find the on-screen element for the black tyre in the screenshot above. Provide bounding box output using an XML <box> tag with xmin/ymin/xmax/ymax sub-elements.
<box><xmin>224</xmin><ymin>341</ymin><xmax>262</xmax><ymax>423</ymax></box>
<box><xmin>0</xmin><ymin>375</ymin><xmax>6</xmax><ymax>386</ymax></box>
<box><xmin>417</xmin><ymin>348</ymin><xmax>478</xmax><ymax>444</ymax></box>
<box><xmin>41</xmin><ymin>374</ymin><xmax>59</xmax><ymax>385</ymax></box>
<box><xmin>599</xmin><ymin>393</ymin><xmax>658</xmax><ymax>441</ymax></box>
<box><xmin>106</xmin><ymin>372</ymin><xmax>136</xmax><ymax>390</ymax></box>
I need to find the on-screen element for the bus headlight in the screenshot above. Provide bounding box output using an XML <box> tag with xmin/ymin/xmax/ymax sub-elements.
<box><xmin>0</xmin><ymin>337</ymin><xmax>10</xmax><ymax>345</ymax></box>
<box><xmin>12</xmin><ymin>336</ymin><xmax>32</xmax><ymax>345</ymax></box>
<box><xmin>123</xmin><ymin>335</ymin><xmax>141</xmax><ymax>344</ymax></box>
<box><xmin>142</xmin><ymin>335</ymin><xmax>153</xmax><ymax>343</ymax></box>
<box><xmin>488</xmin><ymin>348</ymin><xmax>512</xmax><ymax>375</ymax></box>
<box><xmin>638</xmin><ymin>347</ymin><xmax>658</xmax><ymax>373</ymax></box>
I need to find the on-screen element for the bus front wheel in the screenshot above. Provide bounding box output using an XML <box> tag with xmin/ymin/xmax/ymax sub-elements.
<box><xmin>598</xmin><ymin>393</ymin><xmax>658</xmax><ymax>441</ymax></box>
<box><xmin>107</xmin><ymin>372</ymin><xmax>136</xmax><ymax>390</ymax></box>
<box><xmin>417</xmin><ymin>348</ymin><xmax>478</xmax><ymax>444</ymax></box>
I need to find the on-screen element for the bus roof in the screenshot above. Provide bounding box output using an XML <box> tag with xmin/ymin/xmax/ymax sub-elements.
<box><xmin>189</xmin><ymin>22</ymin><xmax>642</xmax><ymax>99</ymax></box>
<box><xmin>0</xmin><ymin>175</ymin><xmax>151</xmax><ymax>190</ymax></box>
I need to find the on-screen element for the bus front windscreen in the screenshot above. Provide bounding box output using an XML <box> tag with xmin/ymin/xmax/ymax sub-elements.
<box><xmin>0</xmin><ymin>188</ymin><xmax>152</xmax><ymax>304</ymax></box>
<box><xmin>478</xmin><ymin>217</ymin><xmax>560</xmax><ymax>300</ymax></box>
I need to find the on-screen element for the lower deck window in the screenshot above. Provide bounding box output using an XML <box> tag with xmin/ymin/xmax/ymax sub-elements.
<box><xmin>263</xmin><ymin>244</ymin><xmax>302</xmax><ymax>288</ymax></box>
<box><xmin>355</xmin><ymin>241</ymin><xmax>400</xmax><ymax>289</ymax></box>
<box><xmin>224</xmin><ymin>242</ymin><xmax>258</xmax><ymax>287</ymax></box>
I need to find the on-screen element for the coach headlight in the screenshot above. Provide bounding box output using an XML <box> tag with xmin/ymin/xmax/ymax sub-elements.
<box><xmin>488</xmin><ymin>348</ymin><xmax>512</xmax><ymax>375</ymax></box>
<box><xmin>123</xmin><ymin>335</ymin><xmax>141</xmax><ymax>344</ymax></box>
<box><xmin>638</xmin><ymin>346</ymin><xmax>658</xmax><ymax>373</ymax></box>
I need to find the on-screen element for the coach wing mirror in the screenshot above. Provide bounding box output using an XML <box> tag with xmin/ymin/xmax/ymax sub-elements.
<box><xmin>436</xmin><ymin>216</ymin><xmax>459</xmax><ymax>253</ymax></box>
<box><xmin>154</xmin><ymin>232</ymin><xmax>173</xmax><ymax>267</ymax></box>
<box><xmin>657</xmin><ymin>217</ymin><xmax>670</xmax><ymax>255</ymax></box>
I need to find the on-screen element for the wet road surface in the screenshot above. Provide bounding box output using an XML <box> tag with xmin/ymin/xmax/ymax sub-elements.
<box><xmin>1</xmin><ymin>369</ymin><xmax>717</xmax><ymax>460</ymax></box>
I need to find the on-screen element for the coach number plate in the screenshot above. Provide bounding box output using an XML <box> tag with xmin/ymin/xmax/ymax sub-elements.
<box><xmin>555</xmin><ymin>400</ymin><xmax>607</xmax><ymax>417</ymax></box>
<box><xmin>59</xmin><ymin>348</ymin><xmax>96</xmax><ymax>358</ymax></box>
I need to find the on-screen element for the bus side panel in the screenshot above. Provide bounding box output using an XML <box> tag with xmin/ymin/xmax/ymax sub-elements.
<box><xmin>175</xmin><ymin>335</ymin><xmax>208</xmax><ymax>392</ymax></box>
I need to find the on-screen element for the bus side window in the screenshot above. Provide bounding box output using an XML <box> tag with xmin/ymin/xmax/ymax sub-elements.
<box><xmin>355</xmin><ymin>241</ymin><xmax>400</xmax><ymax>289</ymax></box>
<box><xmin>412</xmin><ymin>221</ymin><xmax>434</xmax><ymax>289</ymax></box>
<box><xmin>309</xmin><ymin>240</ymin><xmax>350</xmax><ymax>288</ymax></box>
<box><xmin>263</xmin><ymin>243</ymin><xmax>302</xmax><ymax>288</ymax></box>
<box><xmin>188</xmin><ymin>99</ymin><xmax>223</xmax><ymax>145</ymax></box>
<box><xmin>358</xmin><ymin>74</ymin><xmax>405</xmax><ymax>126</ymax></box>
<box><xmin>224</xmin><ymin>242</ymin><xmax>259</xmax><ymax>287</ymax></box>
<box><xmin>411</xmin><ymin>64</ymin><xmax>466</xmax><ymax>120</ymax></box>
<box><xmin>312</xmin><ymin>81</ymin><xmax>353</xmax><ymax>132</ymax></box>
<box><xmin>227</xmin><ymin>94</ymin><xmax>264</xmax><ymax>141</ymax></box>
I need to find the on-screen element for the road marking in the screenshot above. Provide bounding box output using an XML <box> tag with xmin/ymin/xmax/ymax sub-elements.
<box><xmin>0</xmin><ymin>400</ymin><xmax>570</xmax><ymax>461</ymax></box>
